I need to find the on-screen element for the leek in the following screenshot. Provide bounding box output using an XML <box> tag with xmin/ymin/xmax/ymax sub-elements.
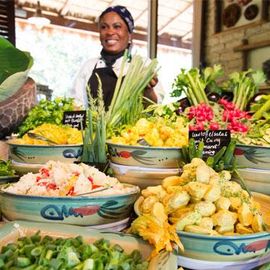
<box><xmin>106</xmin><ymin>53</ymin><xmax>159</xmax><ymax>137</ymax></box>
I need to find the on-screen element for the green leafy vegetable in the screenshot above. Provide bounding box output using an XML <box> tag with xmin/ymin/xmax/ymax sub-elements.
<box><xmin>17</xmin><ymin>97</ymin><xmax>76</xmax><ymax>137</ymax></box>
<box><xmin>225</xmin><ymin>69</ymin><xmax>265</xmax><ymax>111</ymax></box>
<box><xmin>106</xmin><ymin>52</ymin><xmax>159</xmax><ymax>137</ymax></box>
<box><xmin>82</xmin><ymin>78</ymin><xmax>107</xmax><ymax>164</ymax></box>
<box><xmin>0</xmin><ymin>160</ymin><xmax>15</xmax><ymax>176</ymax></box>
<box><xmin>171</xmin><ymin>64</ymin><xmax>223</xmax><ymax>106</ymax></box>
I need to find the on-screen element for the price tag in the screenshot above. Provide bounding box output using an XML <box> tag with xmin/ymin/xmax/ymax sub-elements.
<box><xmin>63</xmin><ymin>110</ymin><xmax>86</xmax><ymax>130</ymax></box>
<box><xmin>189</xmin><ymin>130</ymin><xmax>231</xmax><ymax>157</ymax></box>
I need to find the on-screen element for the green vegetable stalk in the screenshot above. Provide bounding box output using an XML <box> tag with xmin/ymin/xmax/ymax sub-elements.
<box><xmin>172</xmin><ymin>64</ymin><xmax>223</xmax><ymax>106</ymax></box>
<box><xmin>106</xmin><ymin>52</ymin><xmax>159</xmax><ymax>137</ymax></box>
<box><xmin>81</xmin><ymin>76</ymin><xmax>107</xmax><ymax>164</ymax></box>
<box><xmin>226</xmin><ymin>69</ymin><xmax>266</xmax><ymax>111</ymax></box>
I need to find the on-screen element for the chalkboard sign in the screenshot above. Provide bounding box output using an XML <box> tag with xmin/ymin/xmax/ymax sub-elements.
<box><xmin>189</xmin><ymin>130</ymin><xmax>231</xmax><ymax>157</ymax></box>
<box><xmin>63</xmin><ymin>110</ymin><xmax>86</xmax><ymax>130</ymax></box>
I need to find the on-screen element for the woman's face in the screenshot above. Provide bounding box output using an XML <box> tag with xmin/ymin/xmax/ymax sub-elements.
<box><xmin>99</xmin><ymin>12</ymin><xmax>131</xmax><ymax>54</ymax></box>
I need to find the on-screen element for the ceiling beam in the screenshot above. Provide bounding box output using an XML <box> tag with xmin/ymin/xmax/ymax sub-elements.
<box><xmin>59</xmin><ymin>0</ymin><xmax>72</xmax><ymax>16</ymax></box>
<box><xmin>158</xmin><ymin>2</ymin><xmax>192</xmax><ymax>35</ymax></box>
<box><xmin>15</xmin><ymin>5</ymin><xmax>191</xmax><ymax>50</ymax></box>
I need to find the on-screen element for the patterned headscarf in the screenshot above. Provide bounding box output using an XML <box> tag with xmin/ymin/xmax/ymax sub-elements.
<box><xmin>99</xmin><ymin>5</ymin><xmax>134</xmax><ymax>33</ymax></box>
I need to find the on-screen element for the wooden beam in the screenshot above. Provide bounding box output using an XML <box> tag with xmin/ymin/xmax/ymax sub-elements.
<box><xmin>59</xmin><ymin>0</ymin><xmax>72</xmax><ymax>16</ymax></box>
<box><xmin>234</xmin><ymin>39</ymin><xmax>270</xmax><ymax>52</ymax></box>
<box><xmin>158</xmin><ymin>2</ymin><xmax>192</xmax><ymax>35</ymax></box>
<box><xmin>17</xmin><ymin>9</ymin><xmax>191</xmax><ymax>49</ymax></box>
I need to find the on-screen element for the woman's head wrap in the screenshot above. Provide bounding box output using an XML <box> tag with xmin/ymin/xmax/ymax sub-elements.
<box><xmin>99</xmin><ymin>5</ymin><xmax>134</xmax><ymax>33</ymax></box>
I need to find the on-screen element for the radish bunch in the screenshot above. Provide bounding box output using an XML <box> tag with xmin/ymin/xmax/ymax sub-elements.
<box><xmin>187</xmin><ymin>99</ymin><xmax>250</xmax><ymax>132</ymax></box>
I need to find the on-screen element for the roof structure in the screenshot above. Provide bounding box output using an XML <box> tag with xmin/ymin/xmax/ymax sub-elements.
<box><xmin>14</xmin><ymin>0</ymin><xmax>193</xmax><ymax>49</ymax></box>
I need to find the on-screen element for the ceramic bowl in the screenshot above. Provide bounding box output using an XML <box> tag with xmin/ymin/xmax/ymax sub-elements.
<box><xmin>177</xmin><ymin>230</ymin><xmax>270</xmax><ymax>262</ymax></box>
<box><xmin>110</xmin><ymin>162</ymin><xmax>181</xmax><ymax>189</ymax></box>
<box><xmin>0</xmin><ymin>184</ymin><xmax>139</xmax><ymax>226</ymax></box>
<box><xmin>177</xmin><ymin>192</ymin><xmax>270</xmax><ymax>262</ymax></box>
<box><xmin>235</xmin><ymin>144</ymin><xmax>270</xmax><ymax>170</ymax></box>
<box><xmin>0</xmin><ymin>175</ymin><xmax>19</xmax><ymax>185</ymax></box>
<box><xmin>7</xmin><ymin>141</ymin><xmax>83</xmax><ymax>164</ymax></box>
<box><xmin>0</xmin><ymin>221</ymin><xmax>177</xmax><ymax>270</ymax></box>
<box><xmin>107</xmin><ymin>141</ymin><xmax>182</xmax><ymax>168</ymax></box>
<box><xmin>236</xmin><ymin>168</ymin><xmax>270</xmax><ymax>195</ymax></box>
<box><xmin>11</xmin><ymin>160</ymin><xmax>42</xmax><ymax>175</ymax></box>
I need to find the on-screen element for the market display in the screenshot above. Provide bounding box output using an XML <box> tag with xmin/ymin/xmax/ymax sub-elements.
<box><xmin>2</xmin><ymin>52</ymin><xmax>270</xmax><ymax>270</ymax></box>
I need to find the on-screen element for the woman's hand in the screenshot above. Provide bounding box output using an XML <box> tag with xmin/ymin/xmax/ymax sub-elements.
<box><xmin>143</xmin><ymin>75</ymin><xmax>158</xmax><ymax>104</ymax></box>
<box><xmin>148</xmin><ymin>76</ymin><xmax>158</xmax><ymax>89</ymax></box>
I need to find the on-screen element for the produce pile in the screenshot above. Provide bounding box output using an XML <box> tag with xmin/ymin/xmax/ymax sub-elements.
<box><xmin>129</xmin><ymin>158</ymin><xmax>266</xmax><ymax>256</ymax></box>
<box><xmin>17</xmin><ymin>97</ymin><xmax>78</xmax><ymax>137</ymax></box>
<box><xmin>0</xmin><ymin>232</ymin><xmax>148</xmax><ymax>269</ymax></box>
<box><xmin>12</xmin><ymin>123</ymin><xmax>83</xmax><ymax>145</ymax></box>
<box><xmin>109</xmin><ymin>65</ymin><xmax>270</xmax><ymax>147</ymax></box>
<box><xmin>171</xmin><ymin>65</ymin><xmax>270</xmax><ymax>147</ymax></box>
<box><xmin>110</xmin><ymin>116</ymin><xmax>188</xmax><ymax>147</ymax></box>
<box><xmin>2</xmin><ymin>161</ymin><xmax>138</xmax><ymax>197</ymax></box>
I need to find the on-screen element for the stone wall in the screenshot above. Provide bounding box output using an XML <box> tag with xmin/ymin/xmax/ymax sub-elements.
<box><xmin>204</xmin><ymin>0</ymin><xmax>270</xmax><ymax>76</ymax></box>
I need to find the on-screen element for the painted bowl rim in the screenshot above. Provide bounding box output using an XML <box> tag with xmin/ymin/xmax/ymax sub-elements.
<box><xmin>236</xmin><ymin>143</ymin><xmax>270</xmax><ymax>149</ymax></box>
<box><xmin>0</xmin><ymin>183</ymin><xmax>140</xmax><ymax>200</ymax></box>
<box><xmin>7</xmin><ymin>141</ymin><xmax>83</xmax><ymax>148</ymax></box>
<box><xmin>109</xmin><ymin>161</ymin><xmax>182</xmax><ymax>172</ymax></box>
<box><xmin>237</xmin><ymin>167</ymin><xmax>270</xmax><ymax>174</ymax></box>
<box><xmin>178</xmin><ymin>230</ymin><xmax>270</xmax><ymax>240</ymax></box>
<box><xmin>106</xmin><ymin>141</ymin><xmax>181</xmax><ymax>150</ymax></box>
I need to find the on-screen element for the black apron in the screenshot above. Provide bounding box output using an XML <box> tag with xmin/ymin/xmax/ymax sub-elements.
<box><xmin>87</xmin><ymin>64</ymin><xmax>118</xmax><ymax>111</ymax></box>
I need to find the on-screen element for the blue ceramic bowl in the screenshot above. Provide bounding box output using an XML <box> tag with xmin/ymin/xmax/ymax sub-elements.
<box><xmin>8</xmin><ymin>141</ymin><xmax>83</xmax><ymax>164</ymax></box>
<box><xmin>235</xmin><ymin>144</ymin><xmax>270</xmax><ymax>170</ymax></box>
<box><xmin>0</xmin><ymin>184</ymin><xmax>139</xmax><ymax>226</ymax></box>
<box><xmin>177</xmin><ymin>230</ymin><xmax>270</xmax><ymax>262</ymax></box>
<box><xmin>107</xmin><ymin>141</ymin><xmax>182</xmax><ymax>168</ymax></box>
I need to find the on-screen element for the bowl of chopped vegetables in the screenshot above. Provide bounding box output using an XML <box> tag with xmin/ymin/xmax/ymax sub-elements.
<box><xmin>0</xmin><ymin>161</ymin><xmax>140</xmax><ymax>226</ymax></box>
<box><xmin>8</xmin><ymin>123</ymin><xmax>83</xmax><ymax>164</ymax></box>
<box><xmin>0</xmin><ymin>221</ymin><xmax>177</xmax><ymax>270</ymax></box>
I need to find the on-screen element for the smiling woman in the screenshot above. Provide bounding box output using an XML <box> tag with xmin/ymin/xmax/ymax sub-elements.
<box><xmin>71</xmin><ymin>5</ymin><xmax>161</xmax><ymax>110</ymax></box>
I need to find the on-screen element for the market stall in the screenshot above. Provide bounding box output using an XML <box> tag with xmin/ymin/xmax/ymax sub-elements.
<box><xmin>1</xmin><ymin>40</ymin><xmax>270</xmax><ymax>270</ymax></box>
